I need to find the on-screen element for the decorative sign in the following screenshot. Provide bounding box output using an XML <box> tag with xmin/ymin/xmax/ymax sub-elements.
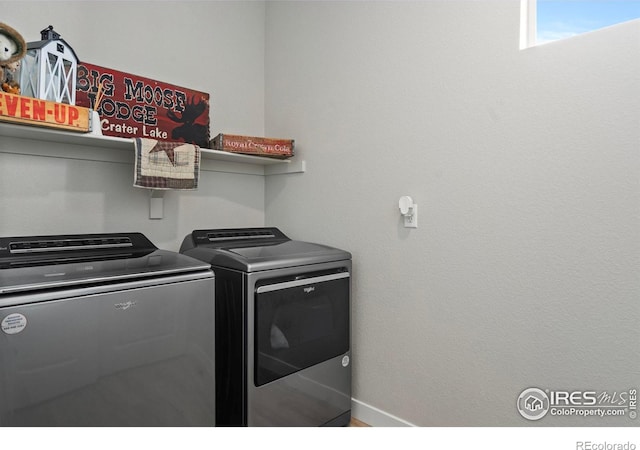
<box><xmin>0</xmin><ymin>91</ymin><xmax>90</xmax><ymax>132</ymax></box>
<box><xmin>75</xmin><ymin>62</ymin><xmax>210</xmax><ymax>148</ymax></box>
<box><xmin>211</xmin><ymin>133</ymin><xmax>294</xmax><ymax>159</ymax></box>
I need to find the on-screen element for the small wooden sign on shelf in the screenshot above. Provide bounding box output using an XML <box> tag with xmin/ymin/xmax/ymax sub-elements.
<box><xmin>0</xmin><ymin>91</ymin><xmax>90</xmax><ymax>132</ymax></box>
<box><xmin>211</xmin><ymin>133</ymin><xmax>294</xmax><ymax>159</ymax></box>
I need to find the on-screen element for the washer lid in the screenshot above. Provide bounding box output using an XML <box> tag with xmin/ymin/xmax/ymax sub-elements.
<box><xmin>0</xmin><ymin>233</ymin><xmax>212</xmax><ymax>295</ymax></box>
<box><xmin>220</xmin><ymin>240</ymin><xmax>350</xmax><ymax>272</ymax></box>
<box><xmin>180</xmin><ymin>228</ymin><xmax>351</xmax><ymax>272</ymax></box>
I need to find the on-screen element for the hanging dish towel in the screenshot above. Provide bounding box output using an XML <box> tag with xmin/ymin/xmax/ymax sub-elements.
<box><xmin>133</xmin><ymin>138</ymin><xmax>200</xmax><ymax>190</ymax></box>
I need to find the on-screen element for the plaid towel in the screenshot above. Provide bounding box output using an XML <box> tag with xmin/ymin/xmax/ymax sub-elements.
<box><xmin>133</xmin><ymin>138</ymin><xmax>200</xmax><ymax>190</ymax></box>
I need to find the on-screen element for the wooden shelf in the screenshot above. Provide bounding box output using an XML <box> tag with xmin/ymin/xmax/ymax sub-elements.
<box><xmin>0</xmin><ymin>122</ymin><xmax>305</xmax><ymax>176</ymax></box>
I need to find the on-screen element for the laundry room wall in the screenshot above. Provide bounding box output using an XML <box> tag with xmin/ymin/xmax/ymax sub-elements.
<box><xmin>264</xmin><ymin>1</ymin><xmax>640</xmax><ymax>426</ymax></box>
<box><xmin>1</xmin><ymin>1</ymin><xmax>267</xmax><ymax>251</ymax></box>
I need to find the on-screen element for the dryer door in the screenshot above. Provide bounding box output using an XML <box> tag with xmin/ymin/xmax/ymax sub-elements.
<box><xmin>254</xmin><ymin>270</ymin><xmax>350</xmax><ymax>386</ymax></box>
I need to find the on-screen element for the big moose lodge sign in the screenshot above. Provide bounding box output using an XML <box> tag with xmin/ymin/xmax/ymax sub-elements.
<box><xmin>76</xmin><ymin>62</ymin><xmax>210</xmax><ymax>148</ymax></box>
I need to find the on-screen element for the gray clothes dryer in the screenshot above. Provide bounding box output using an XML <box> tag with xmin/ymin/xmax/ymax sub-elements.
<box><xmin>180</xmin><ymin>227</ymin><xmax>352</xmax><ymax>427</ymax></box>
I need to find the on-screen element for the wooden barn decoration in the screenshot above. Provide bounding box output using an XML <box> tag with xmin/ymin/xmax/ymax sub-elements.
<box><xmin>19</xmin><ymin>26</ymin><xmax>78</xmax><ymax>105</ymax></box>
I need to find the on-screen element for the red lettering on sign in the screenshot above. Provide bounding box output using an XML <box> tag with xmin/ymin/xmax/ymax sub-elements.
<box><xmin>54</xmin><ymin>104</ymin><xmax>66</xmax><ymax>123</ymax></box>
<box><xmin>32</xmin><ymin>100</ymin><xmax>46</xmax><ymax>121</ymax></box>
<box><xmin>5</xmin><ymin>94</ymin><xmax>19</xmax><ymax>116</ymax></box>
<box><xmin>20</xmin><ymin>97</ymin><xmax>31</xmax><ymax>119</ymax></box>
<box><xmin>68</xmin><ymin>106</ymin><xmax>79</xmax><ymax>125</ymax></box>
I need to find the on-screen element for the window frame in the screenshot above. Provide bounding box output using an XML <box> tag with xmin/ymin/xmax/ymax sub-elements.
<box><xmin>520</xmin><ymin>0</ymin><xmax>536</xmax><ymax>49</ymax></box>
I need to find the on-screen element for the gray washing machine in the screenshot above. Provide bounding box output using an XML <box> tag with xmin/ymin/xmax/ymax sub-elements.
<box><xmin>0</xmin><ymin>232</ymin><xmax>215</xmax><ymax>426</ymax></box>
<box><xmin>180</xmin><ymin>227</ymin><xmax>352</xmax><ymax>427</ymax></box>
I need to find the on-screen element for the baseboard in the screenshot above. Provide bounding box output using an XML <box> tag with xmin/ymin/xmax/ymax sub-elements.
<box><xmin>351</xmin><ymin>398</ymin><xmax>416</xmax><ymax>427</ymax></box>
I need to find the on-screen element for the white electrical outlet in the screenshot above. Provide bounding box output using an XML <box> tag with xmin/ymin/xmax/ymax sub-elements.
<box><xmin>404</xmin><ymin>204</ymin><xmax>418</xmax><ymax>228</ymax></box>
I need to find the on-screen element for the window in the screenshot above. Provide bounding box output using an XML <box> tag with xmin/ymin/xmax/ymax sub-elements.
<box><xmin>521</xmin><ymin>0</ymin><xmax>640</xmax><ymax>48</ymax></box>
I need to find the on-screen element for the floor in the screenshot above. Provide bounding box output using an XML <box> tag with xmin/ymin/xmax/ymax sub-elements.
<box><xmin>349</xmin><ymin>418</ymin><xmax>370</xmax><ymax>427</ymax></box>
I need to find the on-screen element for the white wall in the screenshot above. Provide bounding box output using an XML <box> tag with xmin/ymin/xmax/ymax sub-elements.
<box><xmin>264</xmin><ymin>1</ymin><xmax>640</xmax><ymax>426</ymax></box>
<box><xmin>1</xmin><ymin>1</ymin><xmax>267</xmax><ymax>250</ymax></box>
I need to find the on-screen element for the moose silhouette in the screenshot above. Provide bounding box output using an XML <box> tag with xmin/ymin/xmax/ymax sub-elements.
<box><xmin>167</xmin><ymin>96</ymin><xmax>209</xmax><ymax>148</ymax></box>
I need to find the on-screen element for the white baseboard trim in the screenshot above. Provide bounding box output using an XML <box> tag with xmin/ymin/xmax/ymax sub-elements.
<box><xmin>351</xmin><ymin>398</ymin><xmax>417</xmax><ymax>427</ymax></box>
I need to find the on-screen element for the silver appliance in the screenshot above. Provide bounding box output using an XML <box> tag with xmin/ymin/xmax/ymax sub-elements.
<box><xmin>180</xmin><ymin>227</ymin><xmax>351</xmax><ymax>427</ymax></box>
<box><xmin>0</xmin><ymin>232</ymin><xmax>215</xmax><ymax>426</ymax></box>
